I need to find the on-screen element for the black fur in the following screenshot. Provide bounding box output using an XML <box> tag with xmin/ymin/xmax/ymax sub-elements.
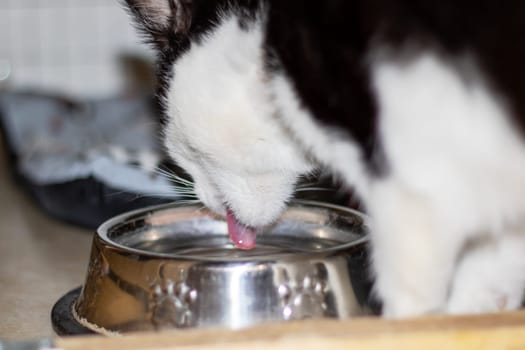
<box><xmin>266</xmin><ymin>0</ymin><xmax>525</xmax><ymax>174</ymax></box>
<box><xmin>125</xmin><ymin>0</ymin><xmax>525</xmax><ymax>173</ymax></box>
<box><xmin>124</xmin><ymin>0</ymin><xmax>262</xmax><ymax>124</ymax></box>
<box><xmin>266</xmin><ymin>1</ymin><xmax>379</xmax><ymax>169</ymax></box>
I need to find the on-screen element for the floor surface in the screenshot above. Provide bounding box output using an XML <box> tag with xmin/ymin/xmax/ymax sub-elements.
<box><xmin>0</xmin><ymin>144</ymin><xmax>93</xmax><ymax>341</ymax></box>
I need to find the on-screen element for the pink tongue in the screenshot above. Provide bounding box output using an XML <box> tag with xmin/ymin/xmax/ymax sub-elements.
<box><xmin>226</xmin><ymin>209</ymin><xmax>257</xmax><ymax>250</ymax></box>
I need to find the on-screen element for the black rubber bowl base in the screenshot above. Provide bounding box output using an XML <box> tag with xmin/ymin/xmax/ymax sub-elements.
<box><xmin>51</xmin><ymin>287</ymin><xmax>95</xmax><ymax>336</ymax></box>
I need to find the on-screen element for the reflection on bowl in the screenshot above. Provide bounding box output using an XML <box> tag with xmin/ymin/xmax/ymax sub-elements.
<box><xmin>74</xmin><ymin>200</ymin><xmax>374</xmax><ymax>333</ymax></box>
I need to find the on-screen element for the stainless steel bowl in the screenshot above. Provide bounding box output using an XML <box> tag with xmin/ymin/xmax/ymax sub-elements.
<box><xmin>74</xmin><ymin>201</ymin><xmax>373</xmax><ymax>333</ymax></box>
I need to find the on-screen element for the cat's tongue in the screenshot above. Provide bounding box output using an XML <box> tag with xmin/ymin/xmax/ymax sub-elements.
<box><xmin>226</xmin><ymin>209</ymin><xmax>257</xmax><ymax>250</ymax></box>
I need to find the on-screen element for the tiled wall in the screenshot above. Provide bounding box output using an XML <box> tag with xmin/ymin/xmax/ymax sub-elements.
<box><xmin>0</xmin><ymin>0</ymin><xmax>152</xmax><ymax>97</ymax></box>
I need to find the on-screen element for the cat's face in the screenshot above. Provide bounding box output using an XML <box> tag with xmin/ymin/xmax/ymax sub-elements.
<box><xmin>125</xmin><ymin>0</ymin><xmax>315</xmax><ymax>245</ymax></box>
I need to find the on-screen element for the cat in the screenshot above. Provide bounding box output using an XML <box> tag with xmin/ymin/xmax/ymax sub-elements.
<box><xmin>124</xmin><ymin>0</ymin><xmax>525</xmax><ymax>318</ymax></box>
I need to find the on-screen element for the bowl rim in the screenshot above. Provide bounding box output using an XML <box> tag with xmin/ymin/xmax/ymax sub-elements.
<box><xmin>96</xmin><ymin>199</ymin><xmax>369</xmax><ymax>261</ymax></box>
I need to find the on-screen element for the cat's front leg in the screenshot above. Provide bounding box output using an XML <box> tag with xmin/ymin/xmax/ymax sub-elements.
<box><xmin>446</xmin><ymin>231</ymin><xmax>525</xmax><ymax>314</ymax></box>
<box><xmin>368</xmin><ymin>179</ymin><xmax>464</xmax><ymax>318</ymax></box>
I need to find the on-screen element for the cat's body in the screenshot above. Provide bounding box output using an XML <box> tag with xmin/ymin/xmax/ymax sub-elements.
<box><xmin>126</xmin><ymin>0</ymin><xmax>525</xmax><ymax>317</ymax></box>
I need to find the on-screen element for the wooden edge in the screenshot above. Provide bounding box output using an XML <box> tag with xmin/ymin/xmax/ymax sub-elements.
<box><xmin>56</xmin><ymin>310</ymin><xmax>525</xmax><ymax>350</ymax></box>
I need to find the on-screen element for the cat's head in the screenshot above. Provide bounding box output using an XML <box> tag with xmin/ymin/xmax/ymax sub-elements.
<box><xmin>125</xmin><ymin>0</ymin><xmax>315</xmax><ymax>247</ymax></box>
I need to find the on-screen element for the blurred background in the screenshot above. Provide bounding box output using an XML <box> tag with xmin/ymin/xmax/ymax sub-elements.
<box><xmin>0</xmin><ymin>0</ymin><xmax>180</xmax><ymax>229</ymax></box>
<box><xmin>0</xmin><ymin>0</ymin><xmax>154</xmax><ymax>97</ymax></box>
<box><xmin>0</xmin><ymin>1</ymin><xmax>175</xmax><ymax>340</ymax></box>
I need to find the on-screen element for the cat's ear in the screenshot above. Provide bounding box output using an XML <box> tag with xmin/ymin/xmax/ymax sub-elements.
<box><xmin>124</xmin><ymin>0</ymin><xmax>192</xmax><ymax>46</ymax></box>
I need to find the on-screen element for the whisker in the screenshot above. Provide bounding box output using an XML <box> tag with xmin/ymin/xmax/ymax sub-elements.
<box><xmin>170</xmin><ymin>173</ymin><xmax>194</xmax><ymax>186</ymax></box>
<box><xmin>152</xmin><ymin>167</ymin><xmax>180</xmax><ymax>180</ymax></box>
<box><xmin>296</xmin><ymin>181</ymin><xmax>319</xmax><ymax>187</ymax></box>
<box><xmin>295</xmin><ymin>181</ymin><xmax>330</xmax><ymax>190</ymax></box>
<box><xmin>104</xmin><ymin>163</ymin><xmax>206</xmax><ymax>211</ymax></box>
<box><xmin>147</xmin><ymin>167</ymin><xmax>197</xmax><ymax>198</ymax></box>
<box><xmin>295</xmin><ymin>187</ymin><xmax>334</xmax><ymax>192</ymax></box>
<box><xmin>153</xmin><ymin>167</ymin><xmax>195</xmax><ymax>188</ymax></box>
<box><xmin>104</xmin><ymin>185</ymin><xmax>193</xmax><ymax>201</ymax></box>
<box><xmin>114</xmin><ymin>163</ymin><xmax>193</xmax><ymax>191</ymax></box>
<box><xmin>166</xmin><ymin>187</ymin><xmax>198</xmax><ymax>195</ymax></box>
<box><xmin>291</xmin><ymin>198</ymin><xmax>327</xmax><ymax>206</ymax></box>
<box><xmin>104</xmin><ymin>189</ymin><xmax>169</xmax><ymax>199</ymax></box>
<box><xmin>173</xmin><ymin>199</ymin><xmax>203</xmax><ymax>205</ymax></box>
<box><xmin>126</xmin><ymin>192</ymin><xmax>178</xmax><ymax>200</ymax></box>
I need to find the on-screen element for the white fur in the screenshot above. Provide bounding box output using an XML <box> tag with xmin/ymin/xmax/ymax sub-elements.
<box><xmin>162</xmin><ymin>11</ymin><xmax>525</xmax><ymax>316</ymax></box>
<box><xmin>269</xmin><ymin>50</ymin><xmax>525</xmax><ymax>316</ymax></box>
<box><xmin>369</xmin><ymin>52</ymin><xmax>525</xmax><ymax>316</ymax></box>
<box><xmin>447</xmin><ymin>233</ymin><xmax>525</xmax><ymax>314</ymax></box>
<box><xmin>269</xmin><ymin>75</ymin><xmax>369</xmax><ymax>198</ymax></box>
<box><xmin>163</xmin><ymin>13</ymin><xmax>313</xmax><ymax>227</ymax></box>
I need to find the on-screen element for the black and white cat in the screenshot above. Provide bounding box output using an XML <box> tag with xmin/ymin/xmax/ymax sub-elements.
<box><xmin>125</xmin><ymin>0</ymin><xmax>525</xmax><ymax>317</ymax></box>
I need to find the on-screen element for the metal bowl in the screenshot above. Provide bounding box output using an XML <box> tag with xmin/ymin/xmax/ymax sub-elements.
<box><xmin>73</xmin><ymin>200</ymin><xmax>374</xmax><ymax>333</ymax></box>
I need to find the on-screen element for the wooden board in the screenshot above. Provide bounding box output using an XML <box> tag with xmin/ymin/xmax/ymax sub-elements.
<box><xmin>56</xmin><ymin>310</ymin><xmax>525</xmax><ymax>350</ymax></box>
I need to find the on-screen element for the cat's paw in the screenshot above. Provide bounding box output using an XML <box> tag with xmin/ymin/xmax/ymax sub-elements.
<box><xmin>382</xmin><ymin>301</ymin><xmax>439</xmax><ymax>318</ymax></box>
<box><xmin>446</xmin><ymin>288</ymin><xmax>522</xmax><ymax>315</ymax></box>
<box><xmin>380</xmin><ymin>290</ymin><xmax>443</xmax><ymax>318</ymax></box>
<box><xmin>446</xmin><ymin>234</ymin><xmax>525</xmax><ymax>315</ymax></box>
